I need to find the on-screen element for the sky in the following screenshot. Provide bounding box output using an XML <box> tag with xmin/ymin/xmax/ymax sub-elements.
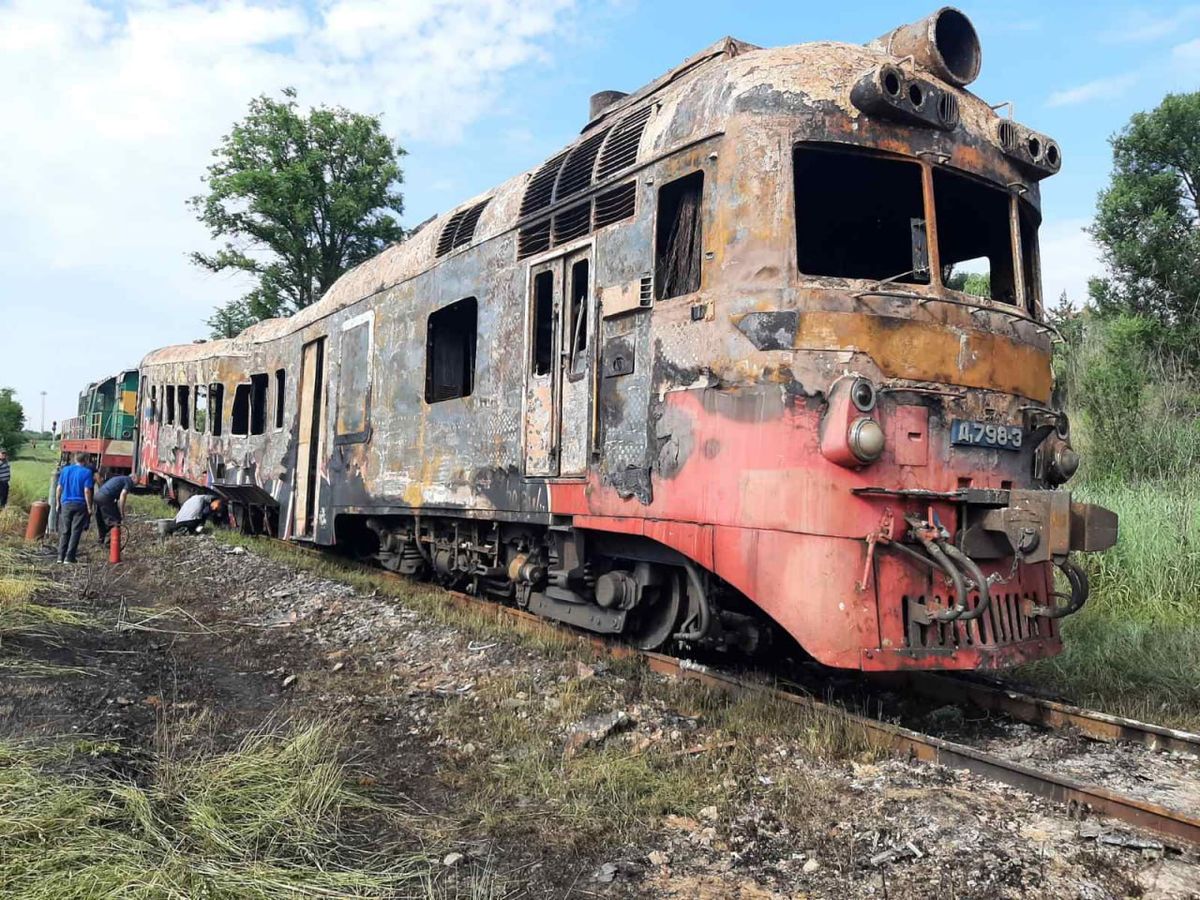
<box><xmin>1</xmin><ymin>1</ymin><xmax>1198</xmax><ymax>428</ymax></box>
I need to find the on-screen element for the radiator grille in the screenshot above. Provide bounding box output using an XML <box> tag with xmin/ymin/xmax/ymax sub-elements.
<box><xmin>902</xmin><ymin>590</ymin><xmax>1057</xmax><ymax>651</ymax></box>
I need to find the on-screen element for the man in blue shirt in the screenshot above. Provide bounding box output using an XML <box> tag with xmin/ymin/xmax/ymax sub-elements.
<box><xmin>94</xmin><ymin>473</ymin><xmax>135</xmax><ymax>547</ymax></box>
<box><xmin>56</xmin><ymin>453</ymin><xmax>94</xmax><ymax>564</ymax></box>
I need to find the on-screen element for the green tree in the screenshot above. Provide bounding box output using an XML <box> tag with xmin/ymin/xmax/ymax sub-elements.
<box><xmin>0</xmin><ymin>389</ymin><xmax>27</xmax><ymax>456</ymax></box>
<box><xmin>192</xmin><ymin>89</ymin><xmax>407</xmax><ymax>337</ymax></box>
<box><xmin>944</xmin><ymin>267</ymin><xmax>990</xmax><ymax>297</ymax></box>
<box><xmin>1089</xmin><ymin>92</ymin><xmax>1200</xmax><ymax>334</ymax></box>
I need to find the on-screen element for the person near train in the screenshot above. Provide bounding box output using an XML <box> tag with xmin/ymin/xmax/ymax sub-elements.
<box><xmin>168</xmin><ymin>493</ymin><xmax>223</xmax><ymax>534</ymax></box>
<box><xmin>94</xmin><ymin>473</ymin><xmax>135</xmax><ymax>547</ymax></box>
<box><xmin>56</xmin><ymin>452</ymin><xmax>94</xmax><ymax>564</ymax></box>
<box><xmin>0</xmin><ymin>448</ymin><xmax>10</xmax><ymax>509</ymax></box>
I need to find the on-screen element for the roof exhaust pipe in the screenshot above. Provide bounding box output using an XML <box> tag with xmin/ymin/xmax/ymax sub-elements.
<box><xmin>868</xmin><ymin>7</ymin><xmax>981</xmax><ymax>88</ymax></box>
<box><xmin>589</xmin><ymin>90</ymin><xmax>628</xmax><ymax>121</ymax></box>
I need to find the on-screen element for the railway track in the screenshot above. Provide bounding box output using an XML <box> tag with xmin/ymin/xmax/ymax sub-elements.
<box><xmin>272</xmin><ymin>538</ymin><xmax>1200</xmax><ymax>850</ymax></box>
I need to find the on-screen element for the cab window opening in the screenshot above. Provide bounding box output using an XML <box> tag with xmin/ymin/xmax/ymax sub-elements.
<box><xmin>933</xmin><ymin>167</ymin><xmax>1017</xmax><ymax>305</ymax></box>
<box><xmin>794</xmin><ymin>145</ymin><xmax>927</xmax><ymax>283</ymax></box>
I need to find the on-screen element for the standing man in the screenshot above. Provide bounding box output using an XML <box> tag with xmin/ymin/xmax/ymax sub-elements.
<box><xmin>0</xmin><ymin>448</ymin><xmax>10</xmax><ymax>509</ymax></box>
<box><xmin>94</xmin><ymin>472</ymin><xmax>135</xmax><ymax>547</ymax></box>
<box><xmin>56</xmin><ymin>452</ymin><xmax>94</xmax><ymax>564</ymax></box>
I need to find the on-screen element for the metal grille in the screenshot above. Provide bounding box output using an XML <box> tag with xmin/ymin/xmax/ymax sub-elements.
<box><xmin>517</xmin><ymin>219</ymin><xmax>552</xmax><ymax>260</ymax></box>
<box><xmin>552</xmin><ymin>200</ymin><xmax>592</xmax><ymax>244</ymax></box>
<box><xmin>594</xmin><ymin>181</ymin><xmax>636</xmax><ymax>228</ymax></box>
<box><xmin>597</xmin><ymin>106</ymin><xmax>652</xmax><ymax>179</ymax></box>
<box><xmin>520</xmin><ymin>150</ymin><xmax>569</xmax><ymax>218</ymax></box>
<box><xmin>902</xmin><ymin>590</ymin><xmax>1056</xmax><ymax>651</ymax></box>
<box><xmin>555</xmin><ymin>127</ymin><xmax>610</xmax><ymax>201</ymax></box>
<box><xmin>435</xmin><ymin>198</ymin><xmax>490</xmax><ymax>257</ymax></box>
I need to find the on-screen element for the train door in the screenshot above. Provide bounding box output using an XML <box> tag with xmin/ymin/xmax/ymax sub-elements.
<box><xmin>294</xmin><ymin>337</ymin><xmax>326</xmax><ymax>538</ymax></box>
<box><xmin>523</xmin><ymin>248</ymin><xmax>596</xmax><ymax>478</ymax></box>
<box><xmin>558</xmin><ymin>249</ymin><xmax>595</xmax><ymax>476</ymax></box>
<box><xmin>524</xmin><ymin>260</ymin><xmax>562</xmax><ymax>477</ymax></box>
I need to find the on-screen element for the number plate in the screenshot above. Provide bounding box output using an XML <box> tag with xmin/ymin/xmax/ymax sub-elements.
<box><xmin>950</xmin><ymin>419</ymin><xmax>1023</xmax><ymax>451</ymax></box>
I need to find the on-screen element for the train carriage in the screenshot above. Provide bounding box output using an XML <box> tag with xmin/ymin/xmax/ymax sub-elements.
<box><xmin>136</xmin><ymin>8</ymin><xmax>1116</xmax><ymax>671</ymax></box>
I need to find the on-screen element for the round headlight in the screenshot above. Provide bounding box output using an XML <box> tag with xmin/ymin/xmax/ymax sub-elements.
<box><xmin>849</xmin><ymin>417</ymin><xmax>885</xmax><ymax>463</ymax></box>
<box><xmin>850</xmin><ymin>378</ymin><xmax>877</xmax><ymax>412</ymax></box>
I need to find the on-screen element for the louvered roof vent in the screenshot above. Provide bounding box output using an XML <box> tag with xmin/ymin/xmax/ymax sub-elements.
<box><xmin>435</xmin><ymin>198</ymin><xmax>491</xmax><ymax>257</ymax></box>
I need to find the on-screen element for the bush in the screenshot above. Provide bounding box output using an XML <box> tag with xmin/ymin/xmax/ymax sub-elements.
<box><xmin>1055</xmin><ymin>313</ymin><xmax>1200</xmax><ymax>483</ymax></box>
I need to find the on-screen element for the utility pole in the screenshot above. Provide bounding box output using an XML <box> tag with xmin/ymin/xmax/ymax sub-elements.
<box><xmin>40</xmin><ymin>391</ymin><xmax>47</xmax><ymax>435</ymax></box>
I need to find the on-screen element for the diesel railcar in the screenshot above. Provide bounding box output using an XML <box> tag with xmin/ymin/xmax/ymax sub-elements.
<box><xmin>60</xmin><ymin>369</ymin><xmax>140</xmax><ymax>478</ymax></box>
<box><xmin>134</xmin><ymin>8</ymin><xmax>1116</xmax><ymax>671</ymax></box>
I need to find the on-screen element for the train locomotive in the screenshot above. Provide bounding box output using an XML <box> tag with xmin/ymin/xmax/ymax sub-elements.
<box><xmin>60</xmin><ymin>370</ymin><xmax>140</xmax><ymax>479</ymax></box>
<box><xmin>133</xmin><ymin>8</ymin><xmax>1117</xmax><ymax>671</ymax></box>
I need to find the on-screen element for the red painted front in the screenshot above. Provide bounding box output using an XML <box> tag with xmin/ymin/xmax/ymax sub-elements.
<box><xmin>551</xmin><ymin>387</ymin><xmax>1059</xmax><ymax>670</ymax></box>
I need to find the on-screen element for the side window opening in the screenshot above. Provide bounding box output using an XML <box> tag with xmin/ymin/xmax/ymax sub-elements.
<box><xmin>794</xmin><ymin>146</ymin><xmax>927</xmax><ymax>283</ymax></box>
<box><xmin>425</xmin><ymin>297</ymin><xmax>478</xmax><ymax>403</ymax></box>
<box><xmin>194</xmin><ymin>384</ymin><xmax>207</xmax><ymax>433</ymax></box>
<box><xmin>250</xmin><ymin>373</ymin><xmax>268</xmax><ymax>435</ymax></box>
<box><xmin>274</xmin><ymin>369</ymin><xmax>286</xmax><ymax>429</ymax></box>
<box><xmin>568</xmin><ymin>258</ymin><xmax>590</xmax><ymax>377</ymax></box>
<box><xmin>209</xmin><ymin>383</ymin><xmax>224</xmax><ymax>437</ymax></box>
<box><xmin>231</xmin><ymin>384</ymin><xmax>251</xmax><ymax>435</ymax></box>
<box><xmin>149</xmin><ymin>385</ymin><xmax>158</xmax><ymax>422</ymax></box>
<box><xmin>531</xmin><ymin>272</ymin><xmax>554</xmax><ymax>377</ymax></box>
<box><xmin>178</xmin><ymin>385</ymin><xmax>190</xmax><ymax>430</ymax></box>
<box><xmin>166</xmin><ymin>385</ymin><xmax>176</xmax><ymax>425</ymax></box>
<box><xmin>933</xmin><ymin>167</ymin><xmax>1017</xmax><ymax>304</ymax></box>
<box><xmin>656</xmin><ymin>171</ymin><xmax>704</xmax><ymax>300</ymax></box>
<box><xmin>337</xmin><ymin>324</ymin><xmax>371</xmax><ymax>437</ymax></box>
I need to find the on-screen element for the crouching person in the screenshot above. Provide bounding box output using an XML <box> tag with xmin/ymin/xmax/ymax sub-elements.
<box><xmin>167</xmin><ymin>493</ymin><xmax>224</xmax><ymax>535</ymax></box>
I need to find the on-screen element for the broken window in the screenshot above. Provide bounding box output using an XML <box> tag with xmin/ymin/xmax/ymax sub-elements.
<box><xmin>178</xmin><ymin>385</ymin><xmax>190</xmax><ymax>430</ymax></box>
<box><xmin>193</xmin><ymin>384</ymin><xmax>207</xmax><ymax>433</ymax></box>
<box><xmin>794</xmin><ymin>145</ymin><xmax>927</xmax><ymax>283</ymax></box>
<box><xmin>250</xmin><ymin>373</ymin><xmax>268</xmax><ymax>435</ymax></box>
<box><xmin>274</xmin><ymin>369</ymin><xmax>286</xmax><ymax>429</ymax></box>
<box><xmin>165</xmin><ymin>385</ymin><xmax>175</xmax><ymax>425</ymax></box>
<box><xmin>149</xmin><ymin>385</ymin><xmax>158</xmax><ymax>422</ymax></box>
<box><xmin>934</xmin><ymin>167</ymin><xmax>1017</xmax><ymax>304</ymax></box>
<box><xmin>568</xmin><ymin>258</ymin><xmax>590</xmax><ymax>377</ymax></box>
<box><xmin>425</xmin><ymin>297</ymin><xmax>477</xmax><ymax>403</ymax></box>
<box><xmin>531</xmin><ymin>271</ymin><xmax>555</xmax><ymax>377</ymax></box>
<box><xmin>209</xmin><ymin>383</ymin><xmax>224</xmax><ymax>436</ymax></box>
<box><xmin>656</xmin><ymin>171</ymin><xmax>704</xmax><ymax>300</ymax></box>
<box><xmin>231</xmin><ymin>384</ymin><xmax>250</xmax><ymax>435</ymax></box>
<box><xmin>337</xmin><ymin>323</ymin><xmax>371</xmax><ymax>436</ymax></box>
<box><xmin>1019</xmin><ymin>201</ymin><xmax>1041</xmax><ymax>313</ymax></box>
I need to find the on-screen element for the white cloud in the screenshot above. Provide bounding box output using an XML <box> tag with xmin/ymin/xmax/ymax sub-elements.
<box><xmin>1046</xmin><ymin>72</ymin><xmax>1140</xmax><ymax>108</ymax></box>
<box><xmin>0</xmin><ymin>0</ymin><xmax>584</xmax><ymax>423</ymax></box>
<box><xmin>1100</xmin><ymin>5</ymin><xmax>1200</xmax><ymax>43</ymax></box>
<box><xmin>1039</xmin><ymin>218</ymin><xmax>1101</xmax><ymax>307</ymax></box>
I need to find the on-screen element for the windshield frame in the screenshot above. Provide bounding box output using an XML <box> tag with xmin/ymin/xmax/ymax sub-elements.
<box><xmin>792</xmin><ymin>141</ymin><xmax>1043</xmax><ymax>319</ymax></box>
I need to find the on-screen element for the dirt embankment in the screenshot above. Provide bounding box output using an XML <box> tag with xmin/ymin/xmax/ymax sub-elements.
<box><xmin>2</xmin><ymin>520</ymin><xmax>1197</xmax><ymax>898</ymax></box>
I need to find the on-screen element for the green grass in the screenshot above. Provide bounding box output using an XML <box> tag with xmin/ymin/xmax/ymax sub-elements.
<box><xmin>1018</xmin><ymin>475</ymin><xmax>1200</xmax><ymax>729</ymax></box>
<box><xmin>0</xmin><ymin>723</ymin><xmax>437</xmax><ymax>898</ymax></box>
<box><xmin>7</xmin><ymin>443</ymin><xmax>56</xmax><ymax>512</ymax></box>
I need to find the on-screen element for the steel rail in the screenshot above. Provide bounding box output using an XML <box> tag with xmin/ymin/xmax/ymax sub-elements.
<box><xmin>263</xmin><ymin>538</ymin><xmax>1200</xmax><ymax>848</ymax></box>
<box><xmin>905</xmin><ymin>672</ymin><xmax>1200</xmax><ymax>756</ymax></box>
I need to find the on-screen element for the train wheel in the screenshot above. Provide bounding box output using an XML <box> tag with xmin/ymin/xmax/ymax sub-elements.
<box><xmin>628</xmin><ymin>570</ymin><xmax>684</xmax><ymax>650</ymax></box>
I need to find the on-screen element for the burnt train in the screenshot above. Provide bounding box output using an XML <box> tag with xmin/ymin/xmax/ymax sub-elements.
<box><xmin>129</xmin><ymin>8</ymin><xmax>1117</xmax><ymax>671</ymax></box>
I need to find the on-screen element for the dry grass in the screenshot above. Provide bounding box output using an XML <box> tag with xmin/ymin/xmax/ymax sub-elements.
<box><xmin>0</xmin><ymin>723</ymin><xmax>440</xmax><ymax>899</ymax></box>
